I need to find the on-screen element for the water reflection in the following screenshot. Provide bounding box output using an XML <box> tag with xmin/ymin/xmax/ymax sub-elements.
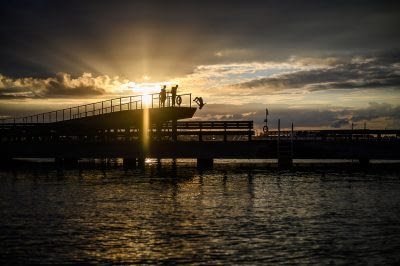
<box><xmin>0</xmin><ymin>163</ymin><xmax>399</xmax><ymax>264</ymax></box>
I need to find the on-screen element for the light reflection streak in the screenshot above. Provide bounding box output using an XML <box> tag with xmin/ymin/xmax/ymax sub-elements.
<box><xmin>142</xmin><ymin>108</ymin><xmax>149</xmax><ymax>153</ymax></box>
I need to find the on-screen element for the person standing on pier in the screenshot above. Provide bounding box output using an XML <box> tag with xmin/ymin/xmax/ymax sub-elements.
<box><xmin>160</xmin><ymin>85</ymin><xmax>166</xmax><ymax>107</ymax></box>
<box><xmin>171</xmin><ymin>85</ymin><xmax>178</xmax><ymax>107</ymax></box>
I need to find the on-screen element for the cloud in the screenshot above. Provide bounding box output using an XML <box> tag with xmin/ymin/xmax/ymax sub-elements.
<box><xmin>230</xmin><ymin>53</ymin><xmax>400</xmax><ymax>94</ymax></box>
<box><xmin>1</xmin><ymin>1</ymin><xmax>400</xmax><ymax>79</ymax></box>
<box><xmin>192</xmin><ymin>102</ymin><xmax>400</xmax><ymax>130</ymax></box>
<box><xmin>0</xmin><ymin>72</ymin><xmax>133</xmax><ymax>99</ymax></box>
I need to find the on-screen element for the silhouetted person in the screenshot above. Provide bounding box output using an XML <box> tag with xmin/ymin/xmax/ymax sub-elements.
<box><xmin>160</xmin><ymin>85</ymin><xmax>166</xmax><ymax>107</ymax></box>
<box><xmin>193</xmin><ymin>97</ymin><xmax>205</xmax><ymax>109</ymax></box>
<box><xmin>171</xmin><ymin>85</ymin><xmax>178</xmax><ymax>107</ymax></box>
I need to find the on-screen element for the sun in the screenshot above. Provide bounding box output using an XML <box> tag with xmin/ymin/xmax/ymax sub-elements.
<box><xmin>142</xmin><ymin>94</ymin><xmax>153</xmax><ymax>107</ymax></box>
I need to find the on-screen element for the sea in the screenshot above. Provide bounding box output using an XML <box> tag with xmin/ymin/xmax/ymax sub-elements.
<box><xmin>1</xmin><ymin>159</ymin><xmax>399</xmax><ymax>264</ymax></box>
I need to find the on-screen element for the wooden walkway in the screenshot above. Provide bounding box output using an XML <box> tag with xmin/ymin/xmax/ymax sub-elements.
<box><xmin>1</xmin><ymin>94</ymin><xmax>399</xmax><ymax>167</ymax></box>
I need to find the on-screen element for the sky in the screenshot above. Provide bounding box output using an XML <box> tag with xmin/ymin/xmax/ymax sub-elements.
<box><xmin>1</xmin><ymin>0</ymin><xmax>400</xmax><ymax>131</ymax></box>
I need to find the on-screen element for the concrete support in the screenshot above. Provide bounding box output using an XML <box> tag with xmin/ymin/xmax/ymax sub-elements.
<box><xmin>55</xmin><ymin>157</ymin><xmax>79</xmax><ymax>167</ymax></box>
<box><xmin>197</xmin><ymin>158</ymin><xmax>213</xmax><ymax>169</ymax></box>
<box><xmin>123</xmin><ymin>157</ymin><xmax>137</xmax><ymax>168</ymax></box>
<box><xmin>156</xmin><ymin>123</ymin><xmax>162</xmax><ymax>140</ymax></box>
<box><xmin>0</xmin><ymin>157</ymin><xmax>13</xmax><ymax>166</ymax></box>
<box><xmin>359</xmin><ymin>158</ymin><xmax>370</xmax><ymax>168</ymax></box>
<box><xmin>278</xmin><ymin>157</ymin><xmax>293</xmax><ymax>169</ymax></box>
<box><xmin>138</xmin><ymin>157</ymin><xmax>145</xmax><ymax>168</ymax></box>
<box><xmin>172</xmin><ymin>120</ymin><xmax>177</xmax><ymax>141</ymax></box>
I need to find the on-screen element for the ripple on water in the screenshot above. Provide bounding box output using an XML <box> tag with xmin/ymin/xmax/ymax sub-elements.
<box><xmin>0</xmin><ymin>165</ymin><xmax>399</xmax><ymax>264</ymax></box>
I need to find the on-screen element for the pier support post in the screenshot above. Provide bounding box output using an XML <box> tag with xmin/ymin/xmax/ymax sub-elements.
<box><xmin>278</xmin><ymin>157</ymin><xmax>293</xmax><ymax>169</ymax></box>
<box><xmin>172</xmin><ymin>119</ymin><xmax>177</xmax><ymax>141</ymax></box>
<box><xmin>55</xmin><ymin>157</ymin><xmax>79</xmax><ymax>167</ymax></box>
<box><xmin>359</xmin><ymin>158</ymin><xmax>370</xmax><ymax>168</ymax></box>
<box><xmin>138</xmin><ymin>157</ymin><xmax>145</xmax><ymax>168</ymax></box>
<box><xmin>156</xmin><ymin>123</ymin><xmax>162</xmax><ymax>141</ymax></box>
<box><xmin>197</xmin><ymin>158</ymin><xmax>214</xmax><ymax>169</ymax></box>
<box><xmin>0</xmin><ymin>157</ymin><xmax>13</xmax><ymax>167</ymax></box>
<box><xmin>123</xmin><ymin>157</ymin><xmax>137</xmax><ymax>168</ymax></box>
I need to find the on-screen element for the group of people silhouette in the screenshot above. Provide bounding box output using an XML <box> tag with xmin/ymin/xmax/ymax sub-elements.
<box><xmin>159</xmin><ymin>85</ymin><xmax>205</xmax><ymax>109</ymax></box>
<box><xmin>159</xmin><ymin>85</ymin><xmax>178</xmax><ymax>107</ymax></box>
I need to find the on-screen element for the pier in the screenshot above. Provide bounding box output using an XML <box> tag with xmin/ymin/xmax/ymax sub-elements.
<box><xmin>1</xmin><ymin>93</ymin><xmax>399</xmax><ymax>168</ymax></box>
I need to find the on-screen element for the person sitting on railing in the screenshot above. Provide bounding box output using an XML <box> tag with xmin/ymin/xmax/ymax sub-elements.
<box><xmin>171</xmin><ymin>85</ymin><xmax>178</xmax><ymax>107</ymax></box>
<box><xmin>193</xmin><ymin>97</ymin><xmax>205</xmax><ymax>109</ymax></box>
<box><xmin>160</xmin><ymin>85</ymin><xmax>167</xmax><ymax>107</ymax></box>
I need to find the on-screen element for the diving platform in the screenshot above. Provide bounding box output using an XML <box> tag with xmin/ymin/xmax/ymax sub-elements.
<box><xmin>0</xmin><ymin>93</ymin><xmax>196</xmax><ymax>135</ymax></box>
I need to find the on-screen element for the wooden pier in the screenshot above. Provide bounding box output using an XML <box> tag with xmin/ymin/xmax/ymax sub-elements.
<box><xmin>1</xmin><ymin>93</ymin><xmax>399</xmax><ymax>168</ymax></box>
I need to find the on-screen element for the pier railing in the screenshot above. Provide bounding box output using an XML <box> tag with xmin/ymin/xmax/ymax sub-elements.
<box><xmin>263</xmin><ymin>129</ymin><xmax>400</xmax><ymax>140</ymax></box>
<box><xmin>158</xmin><ymin>121</ymin><xmax>254</xmax><ymax>141</ymax></box>
<box><xmin>0</xmin><ymin>93</ymin><xmax>192</xmax><ymax>124</ymax></box>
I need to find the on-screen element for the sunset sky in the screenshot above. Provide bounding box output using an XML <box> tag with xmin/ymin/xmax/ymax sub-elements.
<box><xmin>1</xmin><ymin>0</ymin><xmax>400</xmax><ymax>130</ymax></box>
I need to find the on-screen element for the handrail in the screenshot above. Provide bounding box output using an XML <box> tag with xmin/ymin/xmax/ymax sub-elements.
<box><xmin>0</xmin><ymin>92</ymin><xmax>192</xmax><ymax>124</ymax></box>
<box><xmin>161</xmin><ymin>121</ymin><xmax>253</xmax><ymax>130</ymax></box>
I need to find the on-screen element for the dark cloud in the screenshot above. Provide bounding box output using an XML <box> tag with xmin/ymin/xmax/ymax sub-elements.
<box><xmin>331</xmin><ymin>119</ymin><xmax>350</xmax><ymax>128</ymax></box>
<box><xmin>351</xmin><ymin>102</ymin><xmax>400</xmax><ymax>122</ymax></box>
<box><xmin>234</xmin><ymin>53</ymin><xmax>400</xmax><ymax>92</ymax></box>
<box><xmin>193</xmin><ymin>102</ymin><xmax>400</xmax><ymax>130</ymax></box>
<box><xmin>0</xmin><ymin>1</ymin><xmax>399</xmax><ymax>79</ymax></box>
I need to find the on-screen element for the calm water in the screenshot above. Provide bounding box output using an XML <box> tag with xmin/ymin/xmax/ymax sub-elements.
<box><xmin>1</xmin><ymin>161</ymin><xmax>400</xmax><ymax>264</ymax></box>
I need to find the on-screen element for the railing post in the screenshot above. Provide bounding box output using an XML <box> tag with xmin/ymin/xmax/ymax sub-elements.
<box><xmin>120</xmin><ymin>98</ymin><xmax>122</xmax><ymax>111</ymax></box>
<box><xmin>167</xmin><ymin>93</ymin><xmax>170</xmax><ymax>107</ymax></box>
<box><xmin>141</xmin><ymin>95</ymin><xmax>143</xmax><ymax>109</ymax></box>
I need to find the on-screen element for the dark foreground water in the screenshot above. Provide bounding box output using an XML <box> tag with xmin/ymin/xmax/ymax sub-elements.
<box><xmin>1</xmin><ymin>161</ymin><xmax>400</xmax><ymax>264</ymax></box>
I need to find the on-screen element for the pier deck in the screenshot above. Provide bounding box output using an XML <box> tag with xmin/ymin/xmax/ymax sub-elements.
<box><xmin>1</xmin><ymin>94</ymin><xmax>399</xmax><ymax>166</ymax></box>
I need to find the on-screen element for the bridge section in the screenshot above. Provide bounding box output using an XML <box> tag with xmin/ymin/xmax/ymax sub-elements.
<box><xmin>0</xmin><ymin>93</ymin><xmax>197</xmax><ymax>140</ymax></box>
<box><xmin>1</xmin><ymin>94</ymin><xmax>399</xmax><ymax>167</ymax></box>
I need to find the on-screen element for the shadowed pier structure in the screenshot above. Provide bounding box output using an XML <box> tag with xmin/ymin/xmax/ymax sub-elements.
<box><xmin>1</xmin><ymin>93</ymin><xmax>400</xmax><ymax>168</ymax></box>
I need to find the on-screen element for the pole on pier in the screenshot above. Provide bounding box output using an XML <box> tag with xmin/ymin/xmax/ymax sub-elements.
<box><xmin>291</xmin><ymin>122</ymin><xmax>294</xmax><ymax>158</ymax></box>
<box><xmin>351</xmin><ymin>123</ymin><xmax>354</xmax><ymax>140</ymax></box>
<box><xmin>364</xmin><ymin>122</ymin><xmax>367</xmax><ymax>140</ymax></box>
<box><xmin>277</xmin><ymin>119</ymin><xmax>280</xmax><ymax>159</ymax></box>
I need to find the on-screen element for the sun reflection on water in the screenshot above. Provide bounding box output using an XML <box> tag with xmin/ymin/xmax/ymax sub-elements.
<box><xmin>142</xmin><ymin>108</ymin><xmax>149</xmax><ymax>152</ymax></box>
